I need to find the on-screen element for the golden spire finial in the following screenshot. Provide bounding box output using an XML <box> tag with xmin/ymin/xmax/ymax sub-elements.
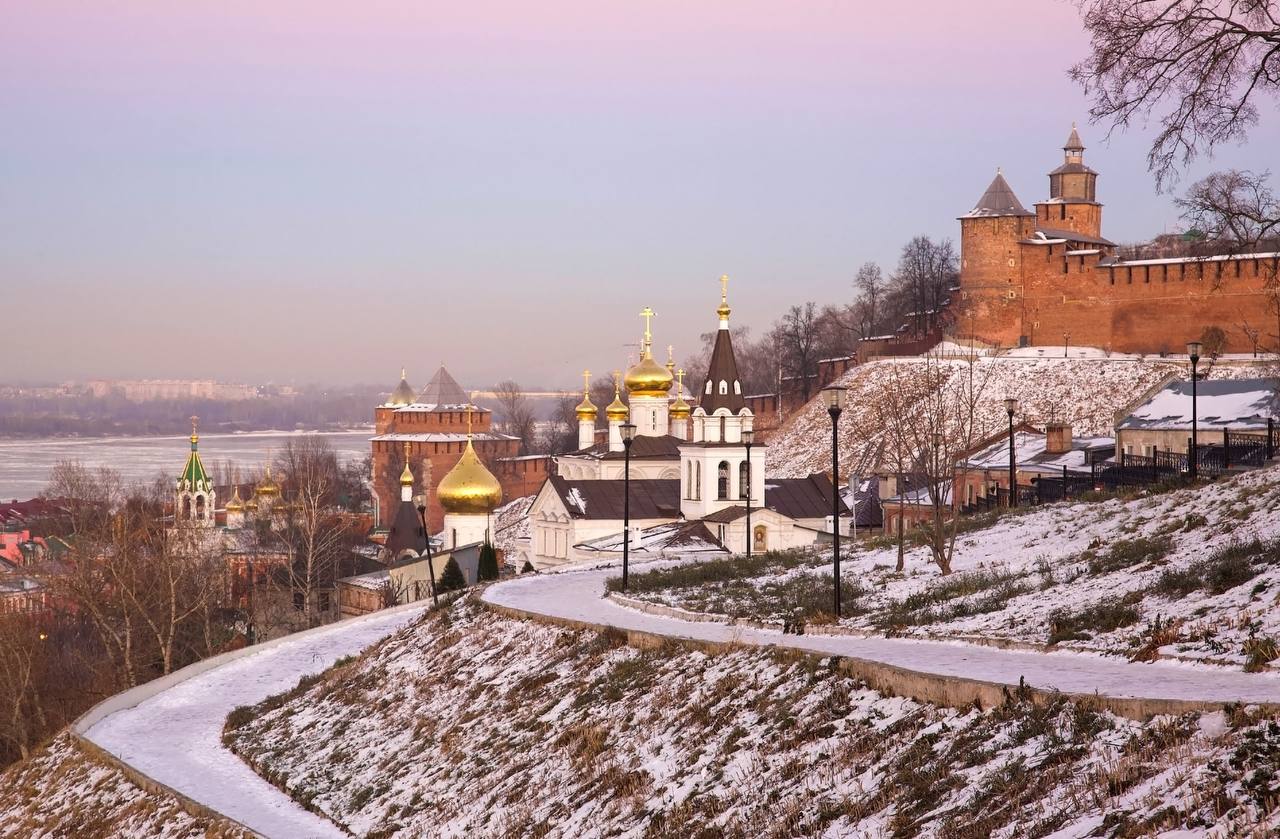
<box><xmin>465</xmin><ymin>404</ymin><xmax>474</xmax><ymax>438</ymax></box>
<box><xmin>582</xmin><ymin>369</ymin><xmax>592</xmax><ymax>397</ymax></box>
<box><xmin>401</xmin><ymin>366</ymin><xmax>406</xmax><ymax>379</ymax></box>
<box><xmin>613</xmin><ymin>369</ymin><xmax>621</xmax><ymax>396</ymax></box>
<box><xmin>676</xmin><ymin>367</ymin><xmax>685</xmax><ymax>388</ymax></box>
<box><xmin>717</xmin><ymin>274</ymin><xmax>732</xmax><ymax>320</ymax></box>
<box><xmin>399</xmin><ymin>441</ymin><xmax>414</xmax><ymax>487</ymax></box>
<box><xmin>189</xmin><ymin>415</ymin><xmax>199</xmax><ymax>445</ymax></box>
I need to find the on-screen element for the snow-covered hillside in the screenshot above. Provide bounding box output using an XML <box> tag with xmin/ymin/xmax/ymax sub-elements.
<box><xmin>0</xmin><ymin>733</ymin><xmax>251</xmax><ymax>839</ymax></box>
<box><xmin>224</xmin><ymin>599</ymin><xmax>1280</xmax><ymax>838</ymax></box>
<box><xmin>766</xmin><ymin>353</ymin><xmax>1199</xmax><ymax>478</ymax></box>
<box><xmin>630</xmin><ymin>465</ymin><xmax>1280</xmax><ymax>670</ymax></box>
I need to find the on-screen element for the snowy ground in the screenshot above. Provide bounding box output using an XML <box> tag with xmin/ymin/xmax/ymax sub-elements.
<box><xmin>0</xmin><ymin>733</ymin><xmax>253</xmax><ymax>839</ymax></box>
<box><xmin>225</xmin><ymin>598</ymin><xmax>1280</xmax><ymax>838</ymax></box>
<box><xmin>82</xmin><ymin>604</ymin><xmax>425</xmax><ymax>839</ymax></box>
<box><xmin>625</xmin><ymin>466</ymin><xmax>1280</xmax><ymax>671</ymax></box>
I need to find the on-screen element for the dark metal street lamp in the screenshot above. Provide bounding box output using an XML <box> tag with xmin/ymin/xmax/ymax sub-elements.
<box><xmin>621</xmin><ymin>422</ymin><xmax>637</xmax><ymax>591</ymax></box>
<box><xmin>743</xmin><ymin>428</ymin><xmax>755</xmax><ymax>558</ymax></box>
<box><xmin>822</xmin><ymin>386</ymin><xmax>847</xmax><ymax>617</ymax></box>
<box><xmin>1004</xmin><ymin>398</ymin><xmax>1019</xmax><ymax>508</ymax></box>
<box><xmin>414</xmin><ymin>493</ymin><xmax>439</xmax><ymax>607</ymax></box>
<box><xmin>1187</xmin><ymin>341</ymin><xmax>1201</xmax><ymax>480</ymax></box>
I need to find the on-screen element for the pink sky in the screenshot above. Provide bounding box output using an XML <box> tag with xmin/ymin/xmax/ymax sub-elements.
<box><xmin>3</xmin><ymin>1</ymin><xmax>1276</xmax><ymax>388</ymax></box>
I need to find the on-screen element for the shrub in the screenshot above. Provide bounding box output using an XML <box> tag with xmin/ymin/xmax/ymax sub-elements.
<box><xmin>1243</xmin><ymin>637</ymin><xmax>1279</xmax><ymax>673</ymax></box>
<box><xmin>477</xmin><ymin>543</ymin><xmax>499</xmax><ymax>582</ymax></box>
<box><xmin>438</xmin><ymin>557</ymin><xmax>467</xmax><ymax>592</ymax></box>
<box><xmin>605</xmin><ymin>549</ymin><xmax>816</xmax><ymax>594</ymax></box>
<box><xmin>1047</xmin><ymin>594</ymin><xmax>1142</xmax><ymax>645</ymax></box>
<box><xmin>1154</xmin><ymin>537</ymin><xmax>1279</xmax><ymax>598</ymax></box>
<box><xmin>1086</xmin><ymin>535</ymin><xmax>1173</xmax><ymax>576</ymax></box>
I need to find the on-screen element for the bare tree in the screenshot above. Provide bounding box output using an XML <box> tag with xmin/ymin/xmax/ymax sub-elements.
<box><xmin>771</xmin><ymin>303</ymin><xmax>824</xmax><ymax>402</ymax></box>
<box><xmin>852</xmin><ymin>261</ymin><xmax>886</xmax><ymax>340</ymax></box>
<box><xmin>1176</xmin><ymin>169</ymin><xmax>1280</xmax><ymax>248</ymax></box>
<box><xmin>272</xmin><ymin>437</ymin><xmax>352</xmax><ymax>629</ymax></box>
<box><xmin>890</xmin><ymin>237</ymin><xmax>958</xmax><ymax>336</ymax></box>
<box><xmin>1071</xmin><ymin>0</ymin><xmax>1280</xmax><ymax>190</ymax></box>
<box><xmin>493</xmin><ymin>380</ymin><xmax>537</xmax><ymax>455</ymax></box>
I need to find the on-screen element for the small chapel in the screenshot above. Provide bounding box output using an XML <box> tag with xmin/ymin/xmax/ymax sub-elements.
<box><xmin>524</xmin><ymin>278</ymin><xmax>848</xmax><ymax>568</ymax></box>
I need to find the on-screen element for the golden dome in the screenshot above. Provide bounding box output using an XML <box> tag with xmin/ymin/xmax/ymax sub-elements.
<box><xmin>717</xmin><ymin>274</ymin><xmax>731</xmax><ymax>320</ymax></box>
<box><xmin>624</xmin><ymin>353</ymin><xmax>674</xmax><ymax>398</ymax></box>
<box><xmin>245</xmin><ymin>498</ymin><xmax>260</xmax><ymax>512</ymax></box>
<box><xmin>255</xmin><ymin>466</ymin><xmax>280</xmax><ymax>497</ymax></box>
<box><xmin>605</xmin><ymin>388</ymin><xmax>628</xmax><ymax>422</ymax></box>
<box><xmin>437</xmin><ymin>440</ymin><xmax>503</xmax><ymax>515</ymax></box>
<box><xmin>399</xmin><ymin>460</ymin><xmax>414</xmax><ymax>487</ymax></box>
<box><xmin>388</xmin><ymin>368</ymin><xmax>415</xmax><ymax>406</ymax></box>
<box><xmin>575</xmin><ymin>395</ymin><xmax>597</xmax><ymax>422</ymax></box>
<box><xmin>225</xmin><ymin>486</ymin><xmax>244</xmax><ymax>512</ymax></box>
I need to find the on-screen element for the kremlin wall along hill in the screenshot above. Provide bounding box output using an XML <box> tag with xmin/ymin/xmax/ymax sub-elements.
<box><xmin>954</xmin><ymin>125</ymin><xmax>1278</xmax><ymax>355</ymax></box>
<box><xmin>367</xmin><ymin>125</ymin><xmax>1280</xmax><ymax>537</ymax></box>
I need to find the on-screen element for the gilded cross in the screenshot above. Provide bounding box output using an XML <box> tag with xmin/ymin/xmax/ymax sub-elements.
<box><xmin>719</xmin><ymin>274</ymin><xmax>729</xmax><ymax>302</ymax></box>
<box><xmin>190</xmin><ymin>415</ymin><xmax>199</xmax><ymax>435</ymax></box>
<box><xmin>613</xmin><ymin>370</ymin><xmax>622</xmax><ymax>395</ymax></box>
<box><xmin>639</xmin><ymin>307</ymin><xmax>655</xmax><ymax>345</ymax></box>
<box><xmin>582</xmin><ymin>369</ymin><xmax>592</xmax><ymax>396</ymax></box>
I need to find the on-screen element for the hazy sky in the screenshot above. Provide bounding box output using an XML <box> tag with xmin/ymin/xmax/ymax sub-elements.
<box><xmin>4</xmin><ymin>1</ymin><xmax>1276</xmax><ymax>390</ymax></box>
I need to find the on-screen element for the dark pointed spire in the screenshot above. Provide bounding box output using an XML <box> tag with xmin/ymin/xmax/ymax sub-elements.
<box><xmin>964</xmin><ymin>169</ymin><xmax>1034</xmax><ymax>218</ymax></box>
<box><xmin>417</xmin><ymin>365</ymin><xmax>470</xmax><ymax>406</ymax></box>
<box><xmin>700</xmin><ymin>278</ymin><xmax>746</xmax><ymax>413</ymax></box>
<box><xmin>1064</xmin><ymin>122</ymin><xmax>1084</xmax><ymax>151</ymax></box>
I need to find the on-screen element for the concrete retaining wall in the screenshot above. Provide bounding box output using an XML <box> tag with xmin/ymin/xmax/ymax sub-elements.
<box><xmin>489</xmin><ymin>599</ymin><xmax>1280</xmax><ymax>722</ymax></box>
<box><xmin>68</xmin><ymin>599</ymin><xmax>428</xmax><ymax>838</ymax></box>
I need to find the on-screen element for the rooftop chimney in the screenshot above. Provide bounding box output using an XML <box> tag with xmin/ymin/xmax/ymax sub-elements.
<box><xmin>1045</xmin><ymin>422</ymin><xmax>1073</xmax><ymax>455</ymax></box>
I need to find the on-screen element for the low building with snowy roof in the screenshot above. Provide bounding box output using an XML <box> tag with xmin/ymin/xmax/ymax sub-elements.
<box><xmin>1116</xmin><ymin>377</ymin><xmax>1280</xmax><ymax>457</ymax></box>
<box><xmin>954</xmin><ymin>423</ymin><xmax>1114</xmax><ymax>511</ymax></box>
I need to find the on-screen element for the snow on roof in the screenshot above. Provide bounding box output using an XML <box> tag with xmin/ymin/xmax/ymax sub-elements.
<box><xmin>566</xmin><ymin>487</ymin><xmax>587</xmax><ymax>515</ymax></box>
<box><xmin>961</xmin><ymin>430</ymin><xmax>1114</xmax><ymax>473</ymax></box>
<box><xmin>575</xmin><ymin>521</ymin><xmax>725</xmax><ymax>555</ymax></box>
<box><xmin>370</xmin><ymin>432</ymin><xmax>517</xmax><ymax>443</ymax></box>
<box><xmin>1118</xmin><ymin>378</ymin><xmax>1280</xmax><ymax>431</ymax></box>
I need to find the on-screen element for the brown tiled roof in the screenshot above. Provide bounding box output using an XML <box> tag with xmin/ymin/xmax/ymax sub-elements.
<box><xmin>601</xmin><ymin>435</ymin><xmax>684</xmax><ymax>460</ymax></box>
<box><xmin>547</xmin><ymin>476</ymin><xmax>681</xmax><ymax>520</ymax></box>
<box><xmin>1064</xmin><ymin>124</ymin><xmax>1084</xmax><ymax>150</ymax></box>
<box><xmin>383</xmin><ymin>499</ymin><xmax>427</xmax><ymax>558</ymax></box>
<box><xmin>964</xmin><ymin>172</ymin><xmax>1034</xmax><ymax>218</ymax></box>
<box><xmin>701</xmin><ymin>505</ymin><xmax>748</xmax><ymax>523</ymax></box>
<box><xmin>700</xmin><ymin>328</ymin><xmax>746</xmax><ymax>413</ymax></box>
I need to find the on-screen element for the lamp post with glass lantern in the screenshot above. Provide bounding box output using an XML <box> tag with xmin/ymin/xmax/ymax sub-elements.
<box><xmin>413</xmin><ymin>493</ymin><xmax>439</xmax><ymax>607</ymax></box>
<box><xmin>822</xmin><ymin>386</ymin><xmax>847</xmax><ymax>617</ymax></box>
<box><xmin>1004</xmin><ymin>398</ymin><xmax>1018</xmax><ymax>508</ymax></box>
<box><xmin>743</xmin><ymin>428</ymin><xmax>754</xmax><ymax>558</ymax></box>
<box><xmin>621</xmin><ymin>422</ymin><xmax>637</xmax><ymax>591</ymax></box>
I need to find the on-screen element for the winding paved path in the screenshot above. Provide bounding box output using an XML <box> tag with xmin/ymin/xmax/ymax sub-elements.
<box><xmin>482</xmin><ymin>563</ymin><xmax>1280</xmax><ymax>707</ymax></box>
<box><xmin>82</xmin><ymin>605</ymin><xmax>426</xmax><ymax>839</ymax></box>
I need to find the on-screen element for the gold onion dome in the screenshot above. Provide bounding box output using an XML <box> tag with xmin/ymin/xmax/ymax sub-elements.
<box><xmin>575</xmin><ymin>395</ymin><xmax>597</xmax><ymax>422</ymax></box>
<box><xmin>624</xmin><ymin>352</ymin><xmax>674</xmax><ymax>397</ymax></box>
<box><xmin>670</xmin><ymin>394</ymin><xmax>692</xmax><ymax>419</ymax></box>
<box><xmin>225</xmin><ymin>486</ymin><xmax>244</xmax><ymax>512</ymax></box>
<box><xmin>389</xmin><ymin>368</ymin><xmax>415</xmax><ymax>406</ymax></box>
<box><xmin>605</xmin><ymin>387</ymin><xmax>629</xmax><ymax>422</ymax></box>
<box><xmin>437</xmin><ymin>440</ymin><xmax>503</xmax><ymax>514</ymax></box>
<box><xmin>255</xmin><ymin>466</ymin><xmax>280</xmax><ymax>497</ymax></box>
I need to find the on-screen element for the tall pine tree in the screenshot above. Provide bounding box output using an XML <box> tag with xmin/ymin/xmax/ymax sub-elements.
<box><xmin>438</xmin><ymin>556</ymin><xmax>467</xmax><ymax>592</ymax></box>
<box><xmin>477</xmin><ymin>543</ymin><xmax>499</xmax><ymax>582</ymax></box>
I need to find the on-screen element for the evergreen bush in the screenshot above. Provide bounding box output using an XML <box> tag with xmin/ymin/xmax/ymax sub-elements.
<box><xmin>478</xmin><ymin>543</ymin><xmax>499</xmax><ymax>581</ymax></box>
<box><xmin>438</xmin><ymin>557</ymin><xmax>467</xmax><ymax>592</ymax></box>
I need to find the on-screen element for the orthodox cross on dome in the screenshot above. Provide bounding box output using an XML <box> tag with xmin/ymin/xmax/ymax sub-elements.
<box><xmin>189</xmin><ymin>415</ymin><xmax>199</xmax><ymax>445</ymax></box>
<box><xmin>613</xmin><ymin>369</ymin><xmax>622</xmax><ymax>395</ymax></box>
<box><xmin>719</xmin><ymin>274</ymin><xmax>729</xmax><ymax>303</ymax></box>
<box><xmin>465</xmin><ymin>404</ymin><xmax>474</xmax><ymax>438</ymax></box>
<box><xmin>676</xmin><ymin>367</ymin><xmax>685</xmax><ymax>389</ymax></box>
<box><xmin>639</xmin><ymin>306</ymin><xmax>656</xmax><ymax>349</ymax></box>
<box><xmin>582</xmin><ymin>369</ymin><xmax>592</xmax><ymax>397</ymax></box>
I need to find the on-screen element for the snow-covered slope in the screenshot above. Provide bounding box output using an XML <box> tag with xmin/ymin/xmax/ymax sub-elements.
<box><xmin>632</xmin><ymin>464</ymin><xmax>1280</xmax><ymax>670</ymax></box>
<box><xmin>225</xmin><ymin>600</ymin><xmax>1280</xmax><ymax>838</ymax></box>
<box><xmin>766</xmin><ymin>354</ymin><xmax>1185</xmax><ymax>478</ymax></box>
<box><xmin>0</xmin><ymin>733</ymin><xmax>252</xmax><ymax>839</ymax></box>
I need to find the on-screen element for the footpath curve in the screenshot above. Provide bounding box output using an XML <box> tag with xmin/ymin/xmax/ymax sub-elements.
<box><xmin>481</xmin><ymin>564</ymin><xmax>1280</xmax><ymax>720</ymax></box>
<box><xmin>77</xmin><ymin>602</ymin><xmax>427</xmax><ymax>839</ymax></box>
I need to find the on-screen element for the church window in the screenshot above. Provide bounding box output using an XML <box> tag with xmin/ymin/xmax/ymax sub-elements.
<box><xmin>195</xmin><ymin>495</ymin><xmax>206</xmax><ymax>520</ymax></box>
<box><xmin>734</xmin><ymin>381</ymin><xmax>741</xmax><ymax>394</ymax></box>
<box><xmin>1059</xmin><ymin>204</ymin><xmax>1066</xmax><ymax>220</ymax></box>
<box><xmin>717</xmin><ymin>461</ymin><xmax>730</xmax><ymax>500</ymax></box>
<box><xmin>738</xmin><ymin>461</ymin><xmax>749</xmax><ymax>499</ymax></box>
<box><xmin>694</xmin><ymin>462</ymin><xmax>702</xmax><ymax>500</ymax></box>
<box><xmin>182</xmin><ymin>496</ymin><xmax>192</xmax><ymax>519</ymax></box>
<box><xmin>719</xmin><ymin>416</ymin><xmax>726</xmax><ymax>440</ymax></box>
<box><xmin>705</xmin><ymin>381</ymin><xmax>712</xmax><ymax>394</ymax></box>
<box><xmin>685</xmin><ymin>461</ymin><xmax>693</xmax><ymax>499</ymax></box>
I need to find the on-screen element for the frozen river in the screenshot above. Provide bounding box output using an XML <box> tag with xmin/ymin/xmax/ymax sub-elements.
<box><xmin>0</xmin><ymin>431</ymin><xmax>373</xmax><ymax>500</ymax></box>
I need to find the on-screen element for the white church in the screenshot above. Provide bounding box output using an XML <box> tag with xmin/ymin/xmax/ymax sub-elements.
<box><xmin>524</xmin><ymin>279</ymin><xmax>848</xmax><ymax>568</ymax></box>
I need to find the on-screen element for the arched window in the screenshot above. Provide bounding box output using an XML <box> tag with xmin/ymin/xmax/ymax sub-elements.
<box><xmin>738</xmin><ymin>461</ymin><xmax>749</xmax><ymax>499</ymax></box>
<box><xmin>719</xmin><ymin>416</ymin><xmax>726</xmax><ymax>441</ymax></box>
<box><xmin>685</xmin><ymin>460</ymin><xmax>693</xmax><ymax>499</ymax></box>
<box><xmin>717</xmin><ymin>461</ymin><xmax>730</xmax><ymax>500</ymax></box>
<box><xmin>694</xmin><ymin>462</ymin><xmax>702</xmax><ymax>500</ymax></box>
<box><xmin>182</xmin><ymin>496</ymin><xmax>192</xmax><ymax>519</ymax></box>
<box><xmin>195</xmin><ymin>495</ymin><xmax>206</xmax><ymax>520</ymax></box>
<box><xmin>719</xmin><ymin>381</ymin><xmax>728</xmax><ymax>395</ymax></box>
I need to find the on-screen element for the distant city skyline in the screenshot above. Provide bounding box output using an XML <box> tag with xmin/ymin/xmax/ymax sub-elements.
<box><xmin>4</xmin><ymin>1</ymin><xmax>1276</xmax><ymax>389</ymax></box>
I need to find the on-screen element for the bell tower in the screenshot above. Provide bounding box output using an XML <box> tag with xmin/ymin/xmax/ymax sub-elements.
<box><xmin>1035</xmin><ymin>123</ymin><xmax>1102</xmax><ymax>239</ymax></box>
<box><xmin>176</xmin><ymin>416</ymin><xmax>215</xmax><ymax>528</ymax></box>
